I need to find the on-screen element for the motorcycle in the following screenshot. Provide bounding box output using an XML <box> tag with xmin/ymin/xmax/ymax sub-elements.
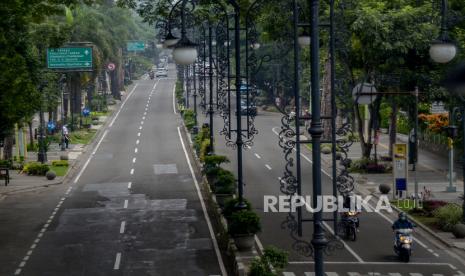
<box><xmin>394</xmin><ymin>228</ymin><xmax>413</xmax><ymax>262</ymax></box>
<box><xmin>149</xmin><ymin>71</ymin><xmax>154</xmax><ymax>80</ymax></box>
<box><xmin>339</xmin><ymin>211</ymin><xmax>359</xmax><ymax>241</ymax></box>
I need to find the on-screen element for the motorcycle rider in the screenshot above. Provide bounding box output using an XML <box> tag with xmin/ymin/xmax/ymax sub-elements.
<box><xmin>392</xmin><ymin>212</ymin><xmax>414</xmax><ymax>231</ymax></box>
<box><xmin>342</xmin><ymin>193</ymin><xmax>360</xmax><ymax>230</ymax></box>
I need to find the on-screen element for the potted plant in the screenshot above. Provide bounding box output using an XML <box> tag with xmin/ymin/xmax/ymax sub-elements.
<box><xmin>214</xmin><ymin>171</ymin><xmax>236</xmax><ymax>207</ymax></box>
<box><xmin>223</xmin><ymin>198</ymin><xmax>252</xmax><ymax>220</ymax></box>
<box><xmin>228</xmin><ymin>210</ymin><xmax>261</xmax><ymax>251</ymax></box>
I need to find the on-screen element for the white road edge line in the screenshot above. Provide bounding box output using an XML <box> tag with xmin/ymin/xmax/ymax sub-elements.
<box><xmin>177</xmin><ymin>127</ymin><xmax>226</xmax><ymax>276</ymax></box>
<box><xmin>113</xmin><ymin>252</ymin><xmax>121</xmax><ymax>270</ymax></box>
<box><xmin>109</xmin><ymin>83</ymin><xmax>139</xmax><ymax>128</ymax></box>
<box><xmin>74</xmin><ymin>129</ymin><xmax>108</xmax><ymax>184</ymax></box>
<box><xmin>173</xmin><ymin>84</ymin><xmax>177</xmax><ymax>114</ymax></box>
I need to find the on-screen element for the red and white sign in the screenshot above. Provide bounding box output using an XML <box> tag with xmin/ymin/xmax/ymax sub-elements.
<box><xmin>107</xmin><ymin>63</ymin><xmax>116</xmax><ymax>71</ymax></box>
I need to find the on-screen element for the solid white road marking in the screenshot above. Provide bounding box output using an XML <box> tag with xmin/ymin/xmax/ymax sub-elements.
<box><xmin>109</xmin><ymin>84</ymin><xmax>140</xmax><ymax>128</ymax></box>
<box><xmin>74</xmin><ymin>129</ymin><xmax>109</xmax><ymax>184</ymax></box>
<box><xmin>113</xmin><ymin>253</ymin><xmax>121</xmax><ymax>270</ymax></box>
<box><xmin>120</xmin><ymin>221</ymin><xmax>126</xmax><ymax>234</ymax></box>
<box><xmin>123</xmin><ymin>200</ymin><xmax>128</xmax><ymax>209</ymax></box>
<box><xmin>128</xmin><ymin>182</ymin><xmax>132</xmax><ymax>189</ymax></box>
<box><xmin>177</xmin><ymin>127</ymin><xmax>226</xmax><ymax>276</ymax></box>
<box><xmin>130</xmin><ymin>169</ymin><xmax>134</xmax><ymax>175</ymax></box>
<box><xmin>173</xmin><ymin>84</ymin><xmax>177</xmax><ymax>114</ymax></box>
<box><xmin>254</xmin><ymin>153</ymin><xmax>261</xmax><ymax>159</ymax></box>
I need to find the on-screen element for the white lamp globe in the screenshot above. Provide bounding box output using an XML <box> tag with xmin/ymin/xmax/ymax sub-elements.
<box><xmin>173</xmin><ymin>45</ymin><xmax>198</xmax><ymax>65</ymax></box>
<box><xmin>250</xmin><ymin>42</ymin><xmax>260</xmax><ymax>50</ymax></box>
<box><xmin>298</xmin><ymin>34</ymin><xmax>311</xmax><ymax>47</ymax></box>
<box><xmin>429</xmin><ymin>41</ymin><xmax>457</xmax><ymax>64</ymax></box>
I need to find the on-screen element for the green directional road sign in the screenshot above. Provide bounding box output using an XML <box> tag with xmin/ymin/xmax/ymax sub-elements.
<box><xmin>127</xmin><ymin>41</ymin><xmax>145</xmax><ymax>52</ymax></box>
<box><xmin>47</xmin><ymin>47</ymin><xmax>93</xmax><ymax>71</ymax></box>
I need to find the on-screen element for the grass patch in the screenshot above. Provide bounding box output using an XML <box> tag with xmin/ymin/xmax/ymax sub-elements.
<box><xmin>50</xmin><ymin>165</ymin><xmax>69</xmax><ymax>177</ymax></box>
<box><xmin>91</xmin><ymin>111</ymin><xmax>111</xmax><ymax>117</ymax></box>
<box><xmin>70</xmin><ymin>129</ymin><xmax>97</xmax><ymax>145</ymax></box>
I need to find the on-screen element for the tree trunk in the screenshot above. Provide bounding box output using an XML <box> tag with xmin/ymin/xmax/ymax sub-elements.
<box><xmin>28</xmin><ymin>121</ymin><xmax>34</xmax><ymax>147</ymax></box>
<box><xmin>321</xmin><ymin>58</ymin><xmax>331</xmax><ymax>140</ymax></box>
<box><xmin>389</xmin><ymin>100</ymin><xmax>398</xmax><ymax>157</ymax></box>
<box><xmin>3</xmin><ymin>134</ymin><xmax>14</xmax><ymax>161</ymax></box>
<box><xmin>355</xmin><ymin>103</ymin><xmax>372</xmax><ymax>158</ymax></box>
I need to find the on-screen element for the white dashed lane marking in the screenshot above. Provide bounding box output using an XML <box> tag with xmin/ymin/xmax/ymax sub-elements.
<box><xmin>113</xmin><ymin>253</ymin><xmax>122</xmax><ymax>270</ymax></box>
<box><xmin>254</xmin><ymin>153</ymin><xmax>261</xmax><ymax>159</ymax></box>
<box><xmin>123</xmin><ymin>200</ymin><xmax>128</xmax><ymax>209</ymax></box>
<box><xmin>120</xmin><ymin>221</ymin><xmax>126</xmax><ymax>234</ymax></box>
<box><xmin>265</xmin><ymin>164</ymin><xmax>272</xmax><ymax>170</ymax></box>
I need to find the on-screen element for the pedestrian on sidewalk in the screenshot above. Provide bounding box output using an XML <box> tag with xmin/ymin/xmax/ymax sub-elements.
<box><xmin>63</xmin><ymin>125</ymin><xmax>70</xmax><ymax>149</ymax></box>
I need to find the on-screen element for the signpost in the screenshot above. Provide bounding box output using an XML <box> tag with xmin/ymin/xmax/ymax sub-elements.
<box><xmin>127</xmin><ymin>41</ymin><xmax>146</xmax><ymax>52</ymax></box>
<box><xmin>430</xmin><ymin>101</ymin><xmax>447</xmax><ymax>114</ymax></box>
<box><xmin>47</xmin><ymin>47</ymin><xmax>93</xmax><ymax>71</ymax></box>
<box><xmin>393</xmin><ymin>143</ymin><xmax>408</xmax><ymax>198</ymax></box>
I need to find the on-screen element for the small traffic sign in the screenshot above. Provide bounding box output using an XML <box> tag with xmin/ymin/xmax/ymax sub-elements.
<box><xmin>82</xmin><ymin>108</ymin><xmax>91</xmax><ymax>117</ymax></box>
<box><xmin>107</xmin><ymin>63</ymin><xmax>116</xmax><ymax>71</ymax></box>
<box><xmin>47</xmin><ymin>121</ymin><xmax>56</xmax><ymax>132</ymax></box>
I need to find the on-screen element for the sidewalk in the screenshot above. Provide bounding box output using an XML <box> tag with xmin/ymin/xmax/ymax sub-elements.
<box><xmin>1</xmin><ymin>103</ymin><xmax>119</xmax><ymax>198</ymax></box>
<box><xmin>339</xmin><ymin>131</ymin><xmax>464</xmax><ymax>203</ymax></box>
<box><xmin>325</xmin><ymin>131</ymin><xmax>465</xmax><ymax>251</ymax></box>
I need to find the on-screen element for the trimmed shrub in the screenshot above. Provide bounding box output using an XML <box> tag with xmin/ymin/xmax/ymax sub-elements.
<box><xmin>249</xmin><ymin>246</ymin><xmax>289</xmax><ymax>276</ymax></box>
<box><xmin>51</xmin><ymin>160</ymin><xmax>69</xmax><ymax>167</ymax></box>
<box><xmin>223</xmin><ymin>198</ymin><xmax>252</xmax><ymax>219</ymax></box>
<box><xmin>433</xmin><ymin>204</ymin><xmax>463</xmax><ymax>231</ymax></box>
<box><xmin>23</xmin><ymin>162</ymin><xmax>50</xmax><ymax>176</ymax></box>
<box><xmin>423</xmin><ymin>200</ymin><xmax>448</xmax><ymax>216</ymax></box>
<box><xmin>228</xmin><ymin>210</ymin><xmax>261</xmax><ymax>235</ymax></box>
<box><xmin>199</xmin><ymin>139</ymin><xmax>211</xmax><ymax>162</ymax></box>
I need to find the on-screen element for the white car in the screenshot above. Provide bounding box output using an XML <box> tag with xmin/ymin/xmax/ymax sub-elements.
<box><xmin>155</xmin><ymin>69</ymin><xmax>168</xmax><ymax>77</ymax></box>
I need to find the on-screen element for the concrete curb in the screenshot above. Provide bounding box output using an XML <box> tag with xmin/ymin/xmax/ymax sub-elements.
<box><xmin>178</xmin><ymin>117</ymin><xmax>259</xmax><ymax>276</ymax></box>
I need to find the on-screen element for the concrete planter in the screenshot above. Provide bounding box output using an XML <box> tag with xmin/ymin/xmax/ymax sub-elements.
<box><xmin>452</xmin><ymin>223</ymin><xmax>465</xmax><ymax>239</ymax></box>
<box><xmin>46</xmin><ymin>170</ymin><xmax>56</xmax><ymax>180</ymax></box>
<box><xmin>233</xmin><ymin>234</ymin><xmax>255</xmax><ymax>251</ymax></box>
<box><xmin>215</xmin><ymin>194</ymin><xmax>234</xmax><ymax>208</ymax></box>
<box><xmin>379</xmin><ymin>183</ymin><xmax>391</xmax><ymax>194</ymax></box>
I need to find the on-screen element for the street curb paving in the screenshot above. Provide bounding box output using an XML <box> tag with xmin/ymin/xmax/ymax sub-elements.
<box><xmin>355</xmin><ymin>177</ymin><xmax>465</xmax><ymax>253</ymax></box>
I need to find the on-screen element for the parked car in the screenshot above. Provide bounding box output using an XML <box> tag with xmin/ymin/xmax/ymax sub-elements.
<box><xmin>239</xmin><ymin>100</ymin><xmax>257</xmax><ymax>116</ymax></box>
